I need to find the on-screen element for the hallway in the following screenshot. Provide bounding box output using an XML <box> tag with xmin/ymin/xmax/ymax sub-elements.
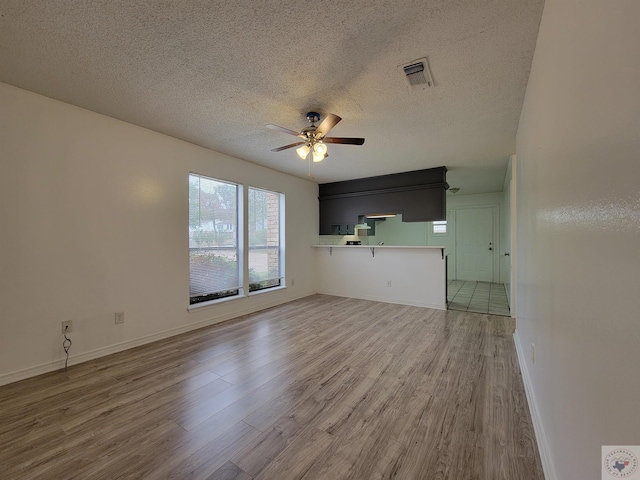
<box><xmin>447</xmin><ymin>280</ymin><xmax>510</xmax><ymax>316</ymax></box>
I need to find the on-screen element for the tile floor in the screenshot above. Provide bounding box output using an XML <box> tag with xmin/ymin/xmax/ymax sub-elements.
<box><xmin>447</xmin><ymin>280</ymin><xmax>511</xmax><ymax>316</ymax></box>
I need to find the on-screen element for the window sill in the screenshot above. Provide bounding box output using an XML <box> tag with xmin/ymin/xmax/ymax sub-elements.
<box><xmin>248</xmin><ymin>284</ymin><xmax>287</xmax><ymax>297</ymax></box>
<box><xmin>187</xmin><ymin>293</ymin><xmax>243</xmax><ymax>312</ymax></box>
<box><xmin>187</xmin><ymin>285</ymin><xmax>287</xmax><ymax>312</ymax></box>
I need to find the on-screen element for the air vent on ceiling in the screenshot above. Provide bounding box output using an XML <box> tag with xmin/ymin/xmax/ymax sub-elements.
<box><xmin>400</xmin><ymin>57</ymin><xmax>435</xmax><ymax>90</ymax></box>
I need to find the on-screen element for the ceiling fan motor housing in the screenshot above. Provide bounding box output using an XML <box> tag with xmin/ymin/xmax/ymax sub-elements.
<box><xmin>306</xmin><ymin>112</ymin><xmax>320</xmax><ymax>124</ymax></box>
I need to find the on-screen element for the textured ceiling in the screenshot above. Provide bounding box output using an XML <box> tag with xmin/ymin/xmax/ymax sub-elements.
<box><xmin>0</xmin><ymin>0</ymin><xmax>544</xmax><ymax>193</ymax></box>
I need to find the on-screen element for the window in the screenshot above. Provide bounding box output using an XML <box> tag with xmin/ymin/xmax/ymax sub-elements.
<box><xmin>248</xmin><ymin>187</ymin><xmax>284</xmax><ymax>292</ymax></box>
<box><xmin>189</xmin><ymin>174</ymin><xmax>240</xmax><ymax>304</ymax></box>
<box><xmin>432</xmin><ymin>220</ymin><xmax>447</xmax><ymax>234</ymax></box>
<box><xmin>188</xmin><ymin>175</ymin><xmax>285</xmax><ymax>306</ymax></box>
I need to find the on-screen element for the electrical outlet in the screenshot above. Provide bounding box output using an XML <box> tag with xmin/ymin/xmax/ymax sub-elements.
<box><xmin>62</xmin><ymin>321</ymin><xmax>72</xmax><ymax>333</ymax></box>
<box><xmin>387</xmin><ymin>280</ymin><xmax>392</xmax><ymax>287</ymax></box>
<box><xmin>531</xmin><ymin>343</ymin><xmax>535</xmax><ymax>364</ymax></box>
<box><xmin>115</xmin><ymin>312</ymin><xmax>125</xmax><ymax>324</ymax></box>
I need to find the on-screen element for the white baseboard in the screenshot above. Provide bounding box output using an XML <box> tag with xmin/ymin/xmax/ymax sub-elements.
<box><xmin>0</xmin><ymin>291</ymin><xmax>314</xmax><ymax>386</ymax></box>
<box><xmin>513</xmin><ymin>330</ymin><xmax>556</xmax><ymax>480</ymax></box>
<box><xmin>316</xmin><ymin>289</ymin><xmax>447</xmax><ymax>311</ymax></box>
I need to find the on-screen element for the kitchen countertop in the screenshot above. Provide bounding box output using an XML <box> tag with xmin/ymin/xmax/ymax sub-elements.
<box><xmin>312</xmin><ymin>244</ymin><xmax>445</xmax><ymax>249</ymax></box>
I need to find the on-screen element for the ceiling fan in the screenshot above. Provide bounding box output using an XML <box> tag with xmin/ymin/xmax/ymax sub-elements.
<box><xmin>266</xmin><ymin>112</ymin><xmax>365</xmax><ymax>163</ymax></box>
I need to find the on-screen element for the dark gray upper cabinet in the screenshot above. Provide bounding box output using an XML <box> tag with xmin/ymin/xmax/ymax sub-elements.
<box><xmin>318</xmin><ymin>166</ymin><xmax>448</xmax><ymax>235</ymax></box>
<box><xmin>330</xmin><ymin>224</ymin><xmax>355</xmax><ymax>235</ymax></box>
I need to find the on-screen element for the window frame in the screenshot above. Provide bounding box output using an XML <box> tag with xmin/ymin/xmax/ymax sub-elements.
<box><xmin>432</xmin><ymin>220</ymin><xmax>448</xmax><ymax>235</ymax></box>
<box><xmin>247</xmin><ymin>186</ymin><xmax>285</xmax><ymax>295</ymax></box>
<box><xmin>188</xmin><ymin>173</ymin><xmax>242</xmax><ymax>306</ymax></box>
<box><xmin>188</xmin><ymin>173</ymin><xmax>286</xmax><ymax>309</ymax></box>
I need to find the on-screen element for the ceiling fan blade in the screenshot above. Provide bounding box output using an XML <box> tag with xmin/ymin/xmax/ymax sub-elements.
<box><xmin>265</xmin><ymin>124</ymin><xmax>303</xmax><ymax>137</ymax></box>
<box><xmin>271</xmin><ymin>141</ymin><xmax>305</xmax><ymax>152</ymax></box>
<box><xmin>314</xmin><ymin>113</ymin><xmax>342</xmax><ymax>138</ymax></box>
<box><xmin>323</xmin><ymin>137</ymin><xmax>365</xmax><ymax>145</ymax></box>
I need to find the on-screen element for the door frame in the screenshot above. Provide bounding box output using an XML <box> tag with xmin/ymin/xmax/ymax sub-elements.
<box><xmin>509</xmin><ymin>154</ymin><xmax>517</xmax><ymax>315</ymax></box>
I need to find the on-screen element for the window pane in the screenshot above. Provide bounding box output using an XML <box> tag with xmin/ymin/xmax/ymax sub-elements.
<box><xmin>189</xmin><ymin>174</ymin><xmax>239</xmax><ymax>303</ymax></box>
<box><xmin>248</xmin><ymin>187</ymin><xmax>282</xmax><ymax>292</ymax></box>
<box><xmin>433</xmin><ymin>220</ymin><xmax>447</xmax><ymax>234</ymax></box>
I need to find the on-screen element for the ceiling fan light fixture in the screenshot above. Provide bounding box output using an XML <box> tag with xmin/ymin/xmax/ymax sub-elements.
<box><xmin>313</xmin><ymin>142</ymin><xmax>327</xmax><ymax>156</ymax></box>
<box><xmin>266</xmin><ymin>112</ymin><xmax>364</xmax><ymax>164</ymax></box>
<box><xmin>296</xmin><ymin>144</ymin><xmax>310</xmax><ymax>159</ymax></box>
<box><xmin>312</xmin><ymin>142</ymin><xmax>327</xmax><ymax>162</ymax></box>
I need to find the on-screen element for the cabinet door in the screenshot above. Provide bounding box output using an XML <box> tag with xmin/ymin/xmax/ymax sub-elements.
<box><xmin>330</xmin><ymin>224</ymin><xmax>356</xmax><ymax>235</ymax></box>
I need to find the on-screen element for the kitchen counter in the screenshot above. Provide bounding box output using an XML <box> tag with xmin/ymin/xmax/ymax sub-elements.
<box><xmin>311</xmin><ymin>245</ymin><xmax>444</xmax><ymax>249</ymax></box>
<box><xmin>313</xmin><ymin>244</ymin><xmax>447</xmax><ymax>310</ymax></box>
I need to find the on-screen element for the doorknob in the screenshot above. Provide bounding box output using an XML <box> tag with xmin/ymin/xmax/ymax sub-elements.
<box><xmin>504</xmin><ymin>252</ymin><xmax>510</xmax><ymax>256</ymax></box>
<box><xmin>489</xmin><ymin>242</ymin><xmax>493</xmax><ymax>251</ymax></box>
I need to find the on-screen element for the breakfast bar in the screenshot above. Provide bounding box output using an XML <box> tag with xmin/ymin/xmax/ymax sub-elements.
<box><xmin>312</xmin><ymin>245</ymin><xmax>447</xmax><ymax>310</ymax></box>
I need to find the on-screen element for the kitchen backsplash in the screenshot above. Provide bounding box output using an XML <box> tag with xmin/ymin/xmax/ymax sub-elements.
<box><xmin>316</xmin><ymin>234</ymin><xmax>371</xmax><ymax>245</ymax></box>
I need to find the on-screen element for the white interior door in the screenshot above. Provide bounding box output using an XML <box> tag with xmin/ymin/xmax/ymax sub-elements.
<box><xmin>456</xmin><ymin>207</ymin><xmax>494</xmax><ymax>282</ymax></box>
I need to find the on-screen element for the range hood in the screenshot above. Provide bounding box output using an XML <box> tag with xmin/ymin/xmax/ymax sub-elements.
<box><xmin>365</xmin><ymin>214</ymin><xmax>397</xmax><ymax>219</ymax></box>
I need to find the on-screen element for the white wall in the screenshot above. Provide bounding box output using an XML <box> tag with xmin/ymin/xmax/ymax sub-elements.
<box><xmin>0</xmin><ymin>83</ymin><xmax>319</xmax><ymax>384</ymax></box>
<box><xmin>514</xmin><ymin>2</ymin><xmax>640</xmax><ymax>479</ymax></box>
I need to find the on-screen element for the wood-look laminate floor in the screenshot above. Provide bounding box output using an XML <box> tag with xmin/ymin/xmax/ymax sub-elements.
<box><xmin>0</xmin><ymin>295</ymin><xmax>544</xmax><ymax>480</ymax></box>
